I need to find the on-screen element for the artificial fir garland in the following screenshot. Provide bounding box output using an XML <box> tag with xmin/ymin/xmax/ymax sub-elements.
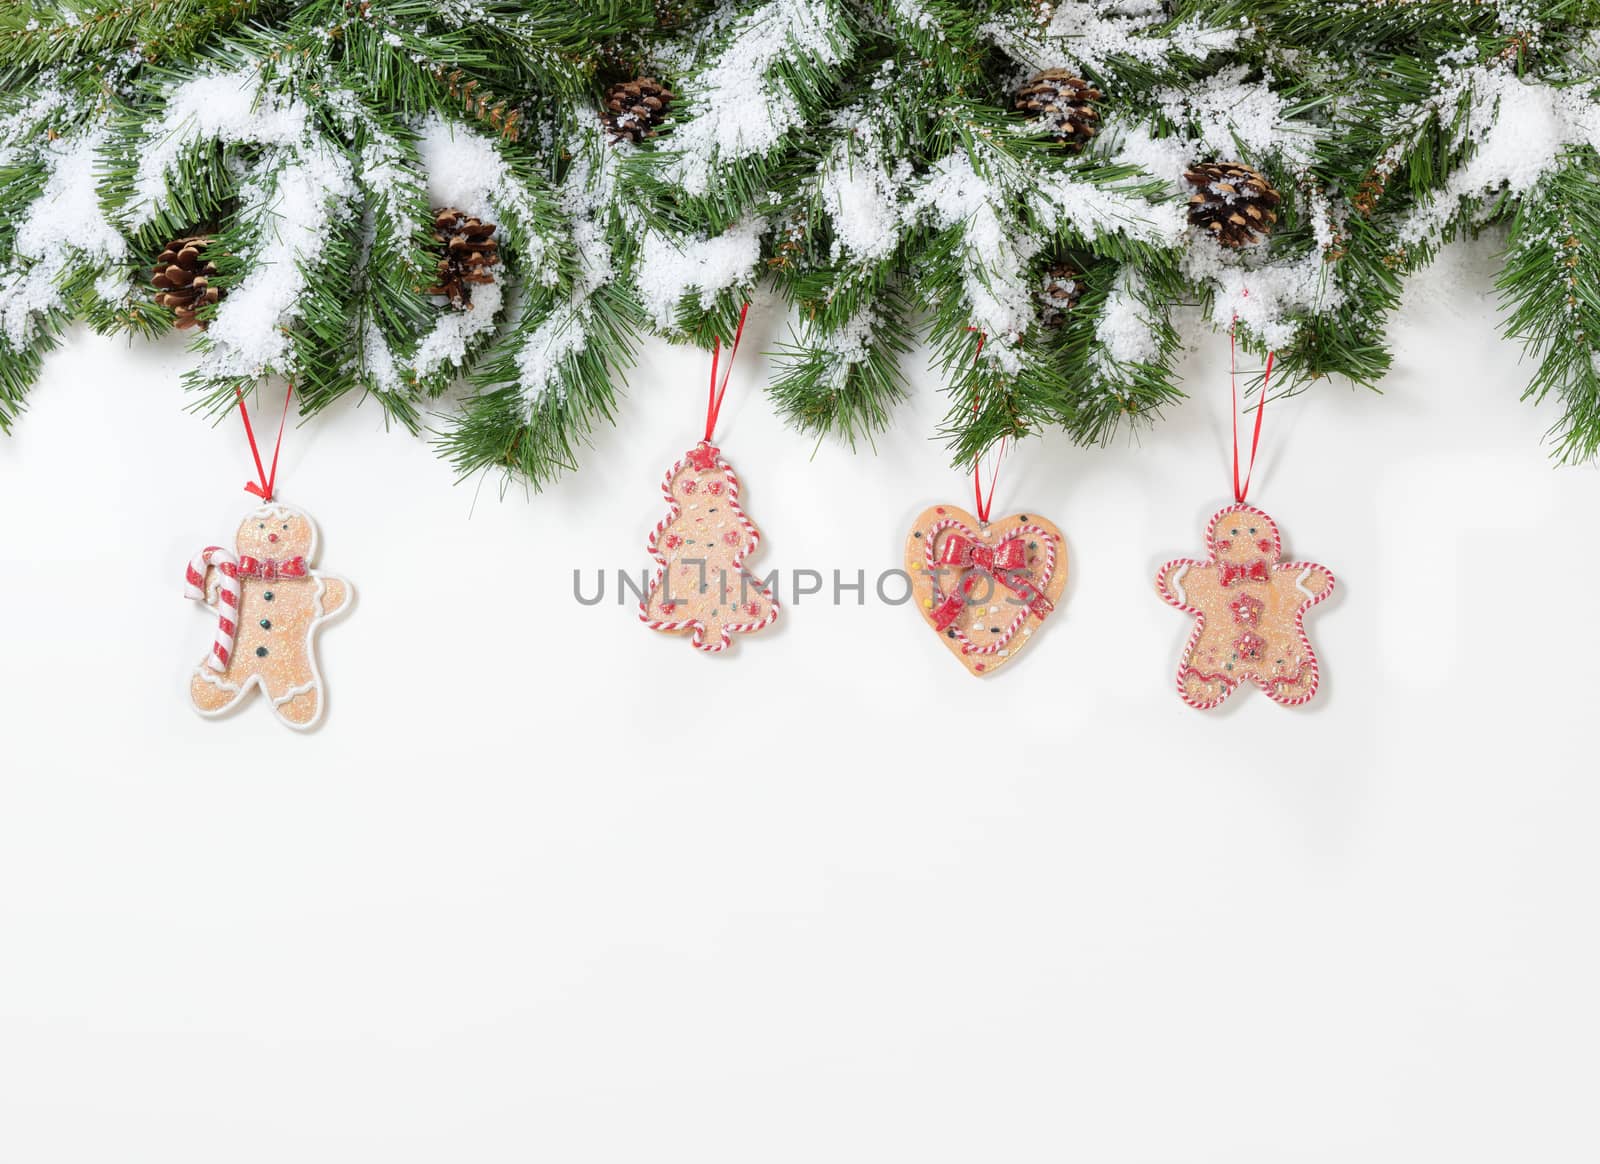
<box><xmin>1</xmin><ymin>0</ymin><xmax>1599</xmax><ymax>485</ymax></box>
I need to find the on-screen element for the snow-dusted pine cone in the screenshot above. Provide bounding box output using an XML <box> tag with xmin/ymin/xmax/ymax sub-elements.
<box><xmin>1036</xmin><ymin>262</ymin><xmax>1082</xmax><ymax>328</ymax></box>
<box><xmin>151</xmin><ymin>235</ymin><xmax>222</xmax><ymax>329</ymax></box>
<box><xmin>601</xmin><ymin>77</ymin><xmax>673</xmax><ymax>144</ymax></box>
<box><xmin>1184</xmin><ymin>161</ymin><xmax>1282</xmax><ymax>248</ymax></box>
<box><xmin>1015</xmin><ymin>69</ymin><xmax>1101</xmax><ymax>148</ymax></box>
<box><xmin>427</xmin><ymin>208</ymin><xmax>499</xmax><ymax>309</ymax></box>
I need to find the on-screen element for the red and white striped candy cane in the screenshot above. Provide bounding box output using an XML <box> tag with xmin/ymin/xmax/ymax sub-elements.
<box><xmin>184</xmin><ymin>546</ymin><xmax>241</xmax><ymax>671</ymax></box>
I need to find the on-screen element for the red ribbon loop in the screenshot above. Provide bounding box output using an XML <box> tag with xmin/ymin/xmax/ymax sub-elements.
<box><xmin>1229</xmin><ymin>313</ymin><xmax>1274</xmax><ymax>504</ymax></box>
<box><xmin>704</xmin><ymin>302</ymin><xmax>751</xmax><ymax>444</ymax></box>
<box><xmin>237</xmin><ymin>382</ymin><xmax>294</xmax><ymax>501</ymax></box>
<box><xmin>965</xmin><ymin>328</ymin><xmax>1006</xmax><ymax>523</ymax></box>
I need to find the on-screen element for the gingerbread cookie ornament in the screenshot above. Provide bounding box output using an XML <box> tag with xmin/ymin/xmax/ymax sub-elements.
<box><xmin>903</xmin><ymin>331</ymin><xmax>1066</xmax><ymax>677</ymax></box>
<box><xmin>185</xmin><ymin>503</ymin><xmax>352</xmax><ymax>729</ymax></box>
<box><xmin>640</xmin><ymin>303</ymin><xmax>779</xmax><ymax>653</ymax></box>
<box><xmin>1156</xmin><ymin>503</ymin><xmax>1333</xmax><ymax>708</ymax></box>
<box><xmin>641</xmin><ymin>441</ymin><xmax>778</xmax><ymax>651</ymax></box>
<box><xmin>906</xmin><ymin>505</ymin><xmax>1066</xmax><ymax>676</ymax></box>
<box><xmin>1153</xmin><ymin>337</ymin><xmax>1339</xmax><ymax>709</ymax></box>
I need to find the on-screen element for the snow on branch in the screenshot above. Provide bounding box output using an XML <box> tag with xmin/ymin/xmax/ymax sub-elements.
<box><xmin>1390</xmin><ymin>66</ymin><xmax>1600</xmax><ymax>245</ymax></box>
<box><xmin>635</xmin><ymin>217</ymin><xmax>765</xmax><ymax>329</ymax></box>
<box><xmin>664</xmin><ymin>0</ymin><xmax>848</xmax><ymax>195</ymax></box>
<box><xmin>0</xmin><ymin>122</ymin><xmax>127</xmax><ymax>348</ymax></box>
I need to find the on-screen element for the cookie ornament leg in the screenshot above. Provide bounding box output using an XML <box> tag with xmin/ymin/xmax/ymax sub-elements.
<box><xmin>181</xmin><ymin>386</ymin><xmax>352</xmax><ymax>730</ymax></box>
<box><xmin>640</xmin><ymin>304</ymin><xmax>780</xmax><ymax>654</ymax></box>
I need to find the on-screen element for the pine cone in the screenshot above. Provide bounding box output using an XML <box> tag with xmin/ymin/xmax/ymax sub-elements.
<box><xmin>1184</xmin><ymin>161</ymin><xmax>1281</xmax><ymax>248</ymax></box>
<box><xmin>427</xmin><ymin>208</ymin><xmax>499</xmax><ymax>309</ymax></box>
<box><xmin>151</xmin><ymin>235</ymin><xmax>222</xmax><ymax>329</ymax></box>
<box><xmin>1036</xmin><ymin>262</ymin><xmax>1082</xmax><ymax>328</ymax></box>
<box><xmin>1015</xmin><ymin>69</ymin><xmax>1101</xmax><ymax>149</ymax></box>
<box><xmin>601</xmin><ymin>78</ymin><xmax>673</xmax><ymax>144</ymax></box>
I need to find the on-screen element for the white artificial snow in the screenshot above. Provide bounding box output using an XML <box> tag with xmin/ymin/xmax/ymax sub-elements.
<box><xmin>128</xmin><ymin>70</ymin><xmax>312</xmax><ymax>225</ymax></box>
<box><xmin>1094</xmin><ymin>269</ymin><xmax>1160</xmax><ymax>366</ymax></box>
<box><xmin>516</xmin><ymin>305</ymin><xmax>589</xmax><ymax>405</ymax></box>
<box><xmin>361</xmin><ymin>318</ymin><xmax>402</xmax><ymax>393</ymax></box>
<box><xmin>665</xmin><ymin>0</ymin><xmax>845</xmax><ymax>195</ymax></box>
<box><xmin>512</xmin><ymin>123</ymin><xmax>628</xmax><ymax>409</ymax></box>
<box><xmin>819</xmin><ymin>149</ymin><xmax>903</xmax><ymax>264</ymax></box>
<box><xmin>1029</xmin><ymin>166</ymin><xmax>1186</xmax><ymax>246</ymax></box>
<box><xmin>415</xmin><ymin>114</ymin><xmax>551</xmax><ymax>283</ymax></box>
<box><xmin>203</xmin><ymin>139</ymin><xmax>358</xmax><ymax>378</ymax></box>
<box><xmin>984</xmin><ymin>1</ymin><xmax>1240</xmax><ymax>75</ymax></box>
<box><xmin>557</xmin><ymin>125</ymin><xmax>622</xmax><ymax>296</ymax></box>
<box><xmin>1391</xmin><ymin>67</ymin><xmax>1600</xmax><ymax>244</ymax></box>
<box><xmin>411</xmin><ymin>276</ymin><xmax>504</xmax><ymax>376</ymax></box>
<box><xmin>822</xmin><ymin>306</ymin><xmax>876</xmax><ymax>367</ymax></box>
<box><xmin>1153</xmin><ymin>64</ymin><xmax>1317</xmax><ymax>171</ymax></box>
<box><xmin>1104</xmin><ymin>121</ymin><xmax>1193</xmax><ymax>189</ymax></box>
<box><xmin>0</xmin><ymin>81</ymin><xmax>70</xmax><ymax>169</ymax></box>
<box><xmin>116</xmin><ymin>68</ymin><xmax>363</xmax><ymax>378</ymax></box>
<box><xmin>416</xmin><ymin>114</ymin><xmax>504</xmax><ymax>221</ymax></box>
<box><xmin>1182</xmin><ymin>244</ymin><xmax>1338</xmax><ymax>350</ymax></box>
<box><xmin>892</xmin><ymin>0</ymin><xmax>941</xmax><ymax>35</ymax></box>
<box><xmin>400</xmin><ymin>114</ymin><xmax>574</xmax><ymax>388</ymax></box>
<box><xmin>1</xmin><ymin>125</ymin><xmax>128</xmax><ymax>346</ymax></box>
<box><xmin>635</xmin><ymin>217</ymin><xmax>765</xmax><ymax>329</ymax></box>
<box><xmin>910</xmin><ymin>149</ymin><xmax>1041</xmax><ymax>371</ymax></box>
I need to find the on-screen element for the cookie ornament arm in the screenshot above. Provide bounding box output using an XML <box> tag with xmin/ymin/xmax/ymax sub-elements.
<box><xmin>1156</xmin><ymin>558</ymin><xmax>1206</xmax><ymax>610</ymax></box>
<box><xmin>316</xmin><ymin>573</ymin><xmax>350</xmax><ymax>617</ymax></box>
<box><xmin>1275</xmin><ymin>561</ymin><xmax>1335</xmax><ymax>611</ymax></box>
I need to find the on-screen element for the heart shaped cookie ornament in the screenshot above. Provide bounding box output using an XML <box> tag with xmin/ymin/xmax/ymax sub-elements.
<box><xmin>905</xmin><ymin>505</ymin><xmax>1068</xmax><ymax>676</ymax></box>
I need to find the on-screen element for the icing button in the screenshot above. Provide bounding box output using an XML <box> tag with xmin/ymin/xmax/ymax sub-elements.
<box><xmin>259</xmin><ymin>619</ymin><xmax>272</xmax><ymax>630</ymax></box>
<box><xmin>255</xmin><ymin>647</ymin><xmax>268</xmax><ymax>658</ymax></box>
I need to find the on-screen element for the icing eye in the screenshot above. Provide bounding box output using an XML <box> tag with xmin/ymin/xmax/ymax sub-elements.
<box><xmin>257</xmin><ymin>522</ymin><xmax>264</xmax><ymax>529</ymax></box>
<box><xmin>282</xmin><ymin>523</ymin><xmax>289</xmax><ymax>530</ymax></box>
<box><xmin>1231</xmin><ymin>528</ymin><xmax>1239</xmax><ymax>535</ymax></box>
<box><xmin>1249</xmin><ymin>527</ymin><xmax>1257</xmax><ymax>534</ymax></box>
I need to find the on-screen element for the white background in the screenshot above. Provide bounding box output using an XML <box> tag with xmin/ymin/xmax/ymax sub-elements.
<box><xmin>2</xmin><ymin>238</ymin><xmax>1597</xmax><ymax>1162</ymax></box>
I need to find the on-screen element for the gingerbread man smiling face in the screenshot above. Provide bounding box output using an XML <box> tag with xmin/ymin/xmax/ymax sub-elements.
<box><xmin>1155</xmin><ymin>503</ymin><xmax>1334</xmax><ymax>709</ymax></box>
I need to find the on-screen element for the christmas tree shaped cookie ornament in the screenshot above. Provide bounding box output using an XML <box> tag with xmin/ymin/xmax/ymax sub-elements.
<box><xmin>905</xmin><ymin>332</ymin><xmax>1067</xmax><ymax>677</ymax></box>
<box><xmin>641</xmin><ymin>304</ymin><xmax>778</xmax><ymax>652</ymax></box>
<box><xmin>183</xmin><ymin>386</ymin><xmax>352</xmax><ymax>729</ymax></box>
<box><xmin>1155</xmin><ymin>343</ymin><xmax>1335</xmax><ymax>709</ymax></box>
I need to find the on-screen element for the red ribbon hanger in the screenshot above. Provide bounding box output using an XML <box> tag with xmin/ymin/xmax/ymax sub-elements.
<box><xmin>967</xmin><ymin>329</ymin><xmax>1006</xmax><ymax>523</ymax></box>
<box><xmin>703</xmin><ymin>302</ymin><xmax>751</xmax><ymax>444</ymax></box>
<box><xmin>1229</xmin><ymin>312</ymin><xmax>1275</xmax><ymax>504</ymax></box>
<box><xmin>235</xmin><ymin>382</ymin><xmax>294</xmax><ymax>502</ymax></box>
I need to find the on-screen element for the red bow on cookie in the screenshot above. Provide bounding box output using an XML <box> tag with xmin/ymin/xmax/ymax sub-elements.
<box><xmin>237</xmin><ymin>555</ymin><xmax>307</xmax><ymax>581</ymax></box>
<box><xmin>931</xmin><ymin>533</ymin><xmax>1054</xmax><ymax>631</ymax></box>
<box><xmin>1218</xmin><ymin>559</ymin><xmax>1270</xmax><ymax>587</ymax></box>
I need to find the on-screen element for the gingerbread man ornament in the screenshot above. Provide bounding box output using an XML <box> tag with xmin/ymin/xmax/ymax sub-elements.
<box><xmin>1155</xmin><ymin>503</ymin><xmax>1334</xmax><ymax>709</ymax></box>
<box><xmin>184</xmin><ymin>503</ymin><xmax>352</xmax><ymax>729</ymax></box>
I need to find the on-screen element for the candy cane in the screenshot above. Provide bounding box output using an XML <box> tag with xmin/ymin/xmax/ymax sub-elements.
<box><xmin>185</xmin><ymin>546</ymin><xmax>241</xmax><ymax>671</ymax></box>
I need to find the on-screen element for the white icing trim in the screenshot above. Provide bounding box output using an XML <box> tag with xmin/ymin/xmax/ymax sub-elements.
<box><xmin>1169</xmin><ymin>562</ymin><xmax>1189</xmax><ymax>606</ymax></box>
<box><xmin>271</xmin><ymin>680</ymin><xmax>318</xmax><ymax>705</ymax></box>
<box><xmin>192</xmin><ymin>667</ymin><xmax>241</xmax><ymax>694</ymax></box>
<box><xmin>1295</xmin><ymin>565</ymin><xmax>1315</xmax><ymax>600</ymax></box>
